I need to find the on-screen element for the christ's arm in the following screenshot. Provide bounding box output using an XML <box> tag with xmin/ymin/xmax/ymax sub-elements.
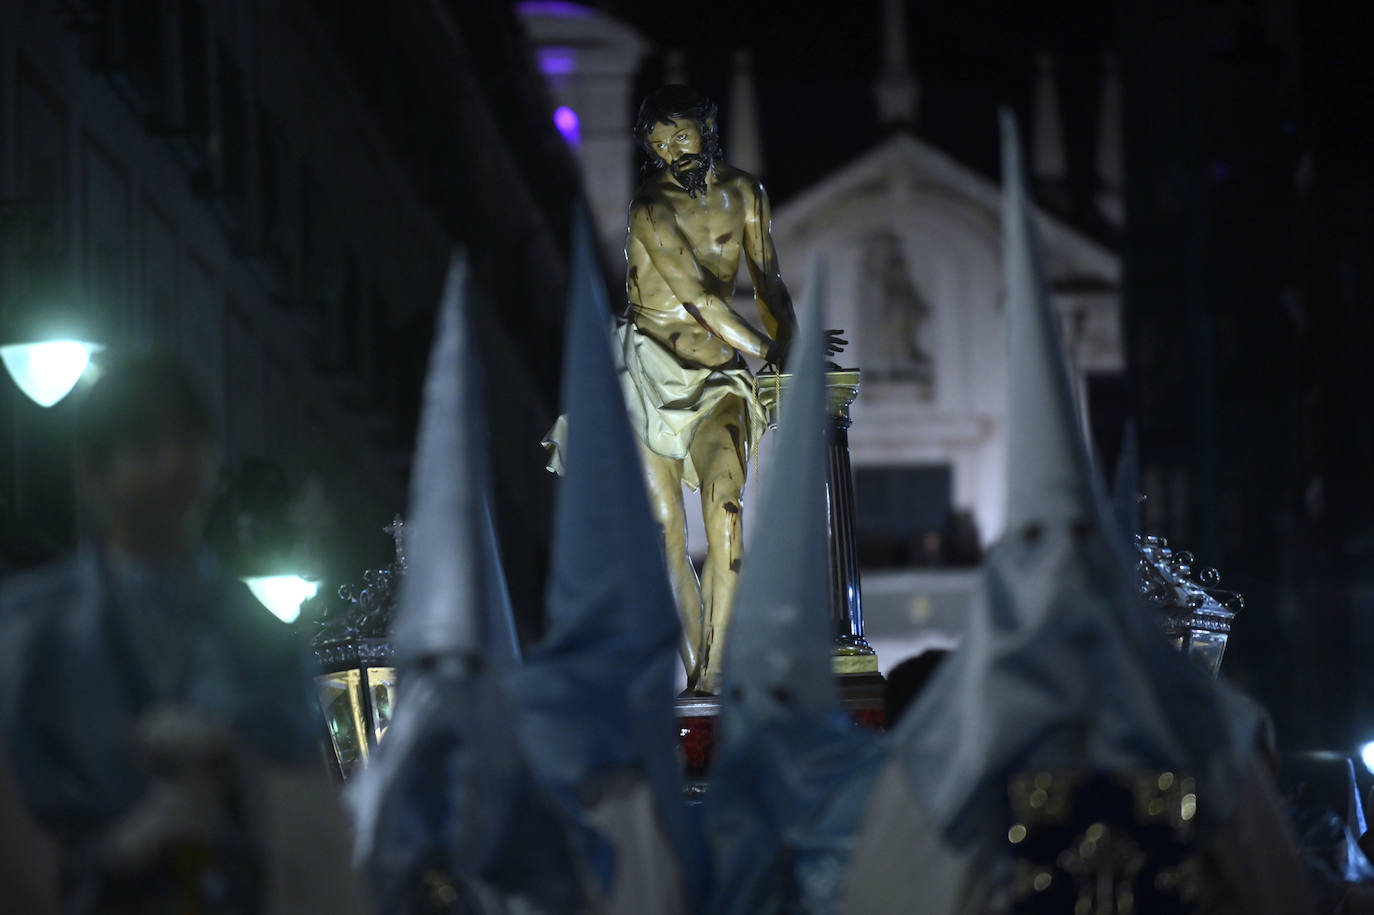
<box><xmin>741</xmin><ymin>180</ymin><xmax>797</xmax><ymax>359</ymax></box>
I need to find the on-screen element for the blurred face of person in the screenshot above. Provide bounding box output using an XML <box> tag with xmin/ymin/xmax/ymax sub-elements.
<box><xmin>84</xmin><ymin>429</ymin><xmax>216</xmax><ymax>561</ymax></box>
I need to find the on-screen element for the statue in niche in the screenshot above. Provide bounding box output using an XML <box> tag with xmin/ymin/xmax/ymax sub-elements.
<box><xmin>620</xmin><ymin>84</ymin><xmax>844</xmax><ymax>694</ymax></box>
<box><xmin>858</xmin><ymin>230</ymin><xmax>935</xmax><ymax>397</ymax></box>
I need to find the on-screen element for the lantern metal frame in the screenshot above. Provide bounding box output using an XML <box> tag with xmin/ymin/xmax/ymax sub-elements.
<box><xmin>307</xmin><ymin>516</ymin><xmax>405</xmax><ymax>779</ymax></box>
<box><xmin>1135</xmin><ymin>534</ymin><xmax>1244</xmax><ymax>677</ymax></box>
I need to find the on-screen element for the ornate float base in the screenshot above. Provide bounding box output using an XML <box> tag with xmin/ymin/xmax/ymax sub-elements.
<box><xmin>833</xmin><ymin>637</ymin><xmax>880</xmax><ymax>674</ymax></box>
<box><xmin>676</xmin><ymin>673</ymin><xmax>886</xmax><ymax>795</ymax></box>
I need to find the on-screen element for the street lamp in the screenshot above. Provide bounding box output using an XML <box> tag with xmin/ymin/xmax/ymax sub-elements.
<box><xmin>242</xmin><ymin>574</ymin><xmax>319</xmax><ymax>623</ymax></box>
<box><xmin>306</xmin><ymin>517</ymin><xmax>404</xmax><ymax>780</ymax></box>
<box><xmin>1360</xmin><ymin>742</ymin><xmax>1374</xmax><ymax>776</ymax></box>
<box><xmin>0</xmin><ymin>340</ymin><xmax>102</xmax><ymax>407</ymax></box>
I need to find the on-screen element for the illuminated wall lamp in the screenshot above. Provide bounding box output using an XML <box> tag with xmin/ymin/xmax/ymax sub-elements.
<box><xmin>242</xmin><ymin>574</ymin><xmax>320</xmax><ymax>624</ymax></box>
<box><xmin>0</xmin><ymin>340</ymin><xmax>104</xmax><ymax>407</ymax></box>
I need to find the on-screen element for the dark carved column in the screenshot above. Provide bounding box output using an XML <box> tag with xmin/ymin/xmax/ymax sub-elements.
<box><xmin>758</xmin><ymin>370</ymin><xmax>878</xmax><ymax>674</ymax></box>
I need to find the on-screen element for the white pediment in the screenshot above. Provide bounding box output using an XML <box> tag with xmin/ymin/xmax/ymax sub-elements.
<box><xmin>773</xmin><ymin>132</ymin><xmax>1119</xmax><ymax>287</ymax></box>
<box><xmin>755</xmin><ymin>131</ymin><xmax>1123</xmax><ymax>546</ymax></box>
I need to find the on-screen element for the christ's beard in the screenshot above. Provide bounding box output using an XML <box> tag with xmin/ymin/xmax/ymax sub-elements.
<box><xmin>670</xmin><ymin>153</ymin><xmax>711</xmax><ymax>198</ymax></box>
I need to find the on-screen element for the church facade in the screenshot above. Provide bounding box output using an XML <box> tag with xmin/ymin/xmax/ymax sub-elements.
<box><xmin>770</xmin><ymin>132</ymin><xmax>1123</xmax><ymax>550</ymax></box>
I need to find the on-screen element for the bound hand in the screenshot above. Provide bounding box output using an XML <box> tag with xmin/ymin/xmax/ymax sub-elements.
<box><xmin>762</xmin><ymin>336</ymin><xmax>790</xmax><ymax>373</ymax></box>
<box><xmin>824</xmin><ymin>329</ymin><xmax>848</xmax><ymax>357</ymax></box>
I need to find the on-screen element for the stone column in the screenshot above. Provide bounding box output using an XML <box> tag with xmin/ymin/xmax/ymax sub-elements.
<box><xmin>758</xmin><ymin>370</ymin><xmax>879</xmax><ymax>674</ymax></box>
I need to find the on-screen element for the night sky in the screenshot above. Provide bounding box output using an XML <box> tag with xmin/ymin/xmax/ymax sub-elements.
<box><xmin>607</xmin><ymin>0</ymin><xmax>1113</xmax><ymax>207</ymax></box>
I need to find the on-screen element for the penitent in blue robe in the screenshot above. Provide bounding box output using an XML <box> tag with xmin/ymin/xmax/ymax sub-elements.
<box><xmin>0</xmin><ymin>546</ymin><xmax>322</xmax><ymax>835</ymax></box>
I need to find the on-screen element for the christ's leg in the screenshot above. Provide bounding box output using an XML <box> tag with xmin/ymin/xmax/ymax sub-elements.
<box><xmin>637</xmin><ymin>442</ymin><xmax>704</xmax><ymax>684</ymax></box>
<box><xmin>689</xmin><ymin>395</ymin><xmax>749</xmax><ymax>695</ymax></box>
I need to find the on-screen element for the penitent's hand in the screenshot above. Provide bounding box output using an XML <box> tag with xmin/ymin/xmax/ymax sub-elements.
<box><xmin>99</xmin><ymin>707</ymin><xmax>244</xmax><ymax>875</ymax></box>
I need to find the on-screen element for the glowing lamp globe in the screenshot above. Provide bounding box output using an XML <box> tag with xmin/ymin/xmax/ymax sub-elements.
<box><xmin>0</xmin><ymin>341</ymin><xmax>102</xmax><ymax>407</ymax></box>
<box><xmin>1360</xmin><ymin>741</ymin><xmax>1374</xmax><ymax>776</ymax></box>
<box><xmin>242</xmin><ymin>574</ymin><xmax>319</xmax><ymax>623</ymax></box>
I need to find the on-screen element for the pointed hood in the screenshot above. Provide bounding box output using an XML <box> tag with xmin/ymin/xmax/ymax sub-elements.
<box><xmin>390</xmin><ymin>252</ymin><xmax>484</xmax><ymax>663</ymax></box>
<box><xmin>529</xmin><ymin>205</ymin><xmax>682</xmax><ymax>688</ymax></box>
<box><xmin>387</xmin><ymin>252</ymin><xmax>519</xmax><ymax>665</ymax></box>
<box><xmin>1002</xmin><ymin>118</ymin><xmax>1104</xmax><ymax>535</ymax></box>
<box><xmin>876</xmin><ymin>111</ymin><xmax>1260</xmax><ymax>854</ymax></box>
<box><xmin>349</xmin><ymin>254</ymin><xmax>584</xmax><ymax>912</ymax></box>
<box><xmin>706</xmin><ymin>258</ymin><xmax>885</xmax><ymax>915</ymax></box>
<box><xmin>720</xmin><ymin>256</ymin><xmax>837</xmax><ymax>729</ymax></box>
<box><xmin>510</xmin><ymin>204</ymin><xmax>697</xmax><ymax>907</ymax></box>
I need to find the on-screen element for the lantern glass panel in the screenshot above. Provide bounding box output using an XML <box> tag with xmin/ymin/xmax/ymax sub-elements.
<box><xmin>364</xmin><ymin>666</ymin><xmax>397</xmax><ymax>744</ymax></box>
<box><xmin>316</xmin><ymin>669</ymin><xmax>369</xmax><ymax>779</ymax></box>
<box><xmin>1186</xmin><ymin>629</ymin><xmax>1228</xmax><ymax>678</ymax></box>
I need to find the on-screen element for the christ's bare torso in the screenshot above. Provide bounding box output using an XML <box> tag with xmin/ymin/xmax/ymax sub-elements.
<box><xmin>626</xmin><ymin>165</ymin><xmax>781</xmax><ymax>369</ymax></box>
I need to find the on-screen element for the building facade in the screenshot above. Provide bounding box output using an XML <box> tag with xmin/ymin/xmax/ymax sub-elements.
<box><xmin>0</xmin><ymin>0</ymin><xmax>448</xmax><ymax>570</ymax></box>
<box><xmin>1</xmin><ymin>0</ymin><xmax>578</xmax><ymax>630</ymax></box>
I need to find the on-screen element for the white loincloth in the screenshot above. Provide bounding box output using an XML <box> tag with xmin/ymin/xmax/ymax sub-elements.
<box><xmin>545</xmin><ymin>320</ymin><xmax>765</xmax><ymax>492</ymax></box>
